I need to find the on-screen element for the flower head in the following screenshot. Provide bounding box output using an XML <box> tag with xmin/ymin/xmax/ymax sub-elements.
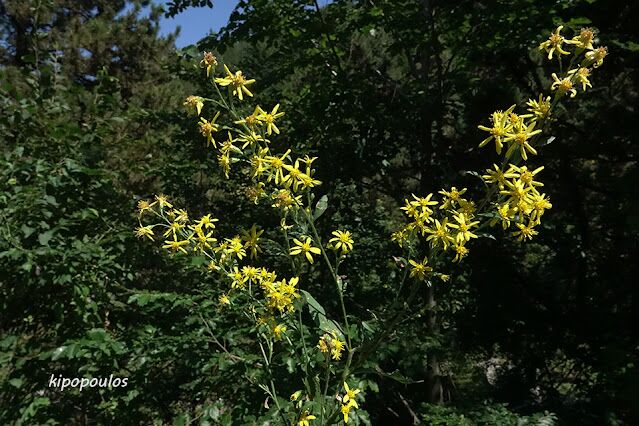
<box><xmin>477</xmin><ymin>105</ymin><xmax>516</xmax><ymax>154</ymax></box>
<box><xmin>298</xmin><ymin>412</ymin><xmax>316</xmax><ymax>426</ymax></box>
<box><xmin>343</xmin><ymin>382</ymin><xmax>361</xmax><ymax>404</ymax></box>
<box><xmin>513</xmin><ymin>221</ymin><xmax>539</xmax><ymax>241</ymax></box>
<box><xmin>199</xmin><ymin>51</ymin><xmax>218</xmax><ymax>76</ymax></box>
<box><xmin>568</xmin><ymin>67</ymin><xmax>592</xmax><ymax>91</ymax></box>
<box><xmin>329</xmin><ymin>230</ymin><xmax>354</xmax><ymax>254</ymax></box>
<box><xmin>218</xmin><ymin>294</ymin><xmax>230</xmax><ymax>306</ymax></box>
<box><xmin>135</xmin><ymin>225</ymin><xmax>155</xmax><ymax>241</ymax></box>
<box><xmin>566</xmin><ymin>27</ymin><xmax>595</xmax><ymax>50</ymax></box>
<box><xmin>526</xmin><ymin>95</ymin><xmax>552</xmax><ymax>121</ymax></box>
<box><xmin>551</xmin><ymin>73</ymin><xmax>577</xmax><ymax>98</ymax></box>
<box><xmin>215</xmin><ymin>64</ymin><xmax>256</xmax><ymax>100</ymax></box>
<box><xmin>257</xmin><ymin>104</ymin><xmax>285</xmax><ymax>135</ymax></box>
<box><xmin>504</xmin><ymin>120</ymin><xmax>541</xmax><ymax>161</ymax></box>
<box><xmin>184</xmin><ymin>95</ymin><xmax>204</xmax><ymax>115</ymax></box>
<box><xmin>448</xmin><ymin>213</ymin><xmax>480</xmax><ymax>243</ymax></box>
<box><xmin>241</xmin><ymin>224</ymin><xmax>263</xmax><ymax>259</ymax></box>
<box><xmin>409</xmin><ymin>257</ymin><xmax>433</xmax><ymax>281</ymax></box>
<box><xmin>539</xmin><ymin>26</ymin><xmax>570</xmax><ymax>60</ymax></box>
<box><xmin>290</xmin><ymin>236</ymin><xmax>321</xmax><ymax>263</ymax></box>
<box><xmin>585</xmin><ymin>46</ymin><xmax>608</xmax><ymax>68</ymax></box>
<box><xmin>199</xmin><ymin>112</ymin><xmax>221</xmax><ymax>147</ymax></box>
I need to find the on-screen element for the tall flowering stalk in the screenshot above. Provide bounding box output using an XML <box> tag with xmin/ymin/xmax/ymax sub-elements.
<box><xmin>133</xmin><ymin>26</ymin><xmax>607</xmax><ymax>424</ymax></box>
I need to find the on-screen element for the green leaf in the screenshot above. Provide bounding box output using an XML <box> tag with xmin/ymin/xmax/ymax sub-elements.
<box><xmin>9</xmin><ymin>378</ymin><xmax>23</xmax><ymax>388</ymax></box>
<box><xmin>38</xmin><ymin>230</ymin><xmax>54</xmax><ymax>246</ymax></box>
<box><xmin>190</xmin><ymin>255</ymin><xmax>207</xmax><ymax>267</ymax></box>
<box><xmin>301</xmin><ymin>290</ymin><xmax>343</xmax><ymax>336</ymax></box>
<box><xmin>301</xmin><ymin>290</ymin><xmax>325</xmax><ymax>316</ymax></box>
<box><xmin>313</xmin><ymin>195</ymin><xmax>329</xmax><ymax>220</ymax></box>
<box><xmin>21</xmin><ymin>224</ymin><xmax>35</xmax><ymax>238</ymax></box>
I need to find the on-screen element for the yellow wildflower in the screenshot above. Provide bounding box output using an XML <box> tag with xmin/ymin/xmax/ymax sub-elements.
<box><xmin>453</xmin><ymin>243</ymin><xmax>469</xmax><ymax>263</ymax></box>
<box><xmin>526</xmin><ymin>95</ymin><xmax>552</xmax><ymax>121</ymax></box>
<box><xmin>425</xmin><ymin>218</ymin><xmax>454</xmax><ymax>250</ymax></box>
<box><xmin>218</xmin><ymin>294</ymin><xmax>230</xmax><ymax>306</ymax></box>
<box><xmin>585</xmin><ymin>46</ymin><xmax>607</xmax><ymax>68</ymax></box>
<box><xmin>226</xmin><ymin>236</ymin><xmax>246</xmax><ymax>260</ymax></box>
<box><xmin>154</xmin><ymin>194</ymin><xmax>173</xmax><ymax>209</ymax></box>
<box><xmin>501</xmin><ymin>178</ymin><xmax>533</xmax><ymax>205</ymax></box>
<box><xmin>163</xmin><ymin>221</ymin><xmax>185</xmax><ymax>239</ymax></box>
<box><xmin>513</xmin><ymin>221</ymin><xmax>539</xmax><ymax>241</ymax></box>
<box><xmin>341</xmin><ymin>399</ymin><xmax>358</xmax><ymax>423</ymax></box>
<box><xmin>183</xmin><ymin>95</ymin><xmax>204</xmax><ymax>115</ymax></box>
<box><xmin>228</xmin><ymin>267</ymin><xmax>246</xmax><ymax>289</ymax></box>
<box><xmin>271</xmin><ymin>188</ymin><xmax>302</xmax><ymax>210</ymax></box>
<box><xmin>241</xmin><ymin>224</ymin><xmax>263</xmax><ymax>259</ymax></box>
<box><xmin>218</xmin><ymin>152</ymin><xmax>231</xmax><ymax>178</ymax></box>
<box><xmin>193</xmin><ymin>229</ymin><xmax>216</xmax><ymax>251</ymax></box>
<box><xmin>539</xmin><ymin>25</ymin><xmax>570</xmax><ymax>60</ymax></box>
<box><xmin>234</xmin><ymin>106</ymin><xmax>262</xmax><ymax>129</ymax></box>
<box><xmin>273</xmin><ymin>324</ymin><xmax>287</xmax><ymax>340</ymax></box>
<box><xmin>298</xmin><ymin>412</ymin><xmax>316</xmax><ymax>426</ymax></box>
<box><xmin>438</xmin><ymin>187</ymin><xmax>467</xmax><ymax>210</ymax></box>
<box><xmin>137</xmin><ymin>199</ymin><xmax>154</xmax><ymax>215</ymax></box>
<box><xmin>214</xmin><ymin>64</ymin><xmax>256</xmax><ymax>100</ymax></box>
<box><xmin>265</xmin><ymin>149</ymin><xmax>291</xmax><ymax>184</ymax></box>
<box><xmin>317</xmin><ymin>336</ymin><xmax>329</xmax><ymax>353</ymax></box>
<box><xmin>448</xmin><ymin>213</ymin><xmax>480</xmax><ymax>243</ymax></box>
<box><xmin>135</xmin><ymin>225</ymin><xmax>155</xmax><ymax>241</ymax></box>
<box><xmin>207</xmin><ymin>260</ymin><xmax>219</xmax><ymax>272</ymax></box>
<box><xmin>199</xmin><ymin>51</ymin><xmax>218</xmax><ymax>77</ymax></box>
<box><xmin>162</xmin><ymin>238</ymin><xmax>190</xmax><ymax>254</ymax></box>
<box><xmin>530</xmin><ymin>192</ymin><xmax>553</xmax><ymax>223</ymax></box>
<box><xmin>409</xmin><ymin>257</ymin><xmax>433</xmax><ymax>281</ymax></box>
<box><xmin>551</xmin><ymin>73</ymin><xmax>577</xmax><ymax>98</ymax></box>
<box><xmin>196</xmin><ymin>214</ymin><xmax>218</xmax><ymax>231</ymax></box>
<box><xmin>329</xmin><ymin>230</ymin><xmax>354</xmax><ymax>254</ymax></box>
<box><xmin>504</xmin><ymin>120</ymin><xmax>541</xmax><ymax>161</ymax></box>
<box><xmin>391</xmin><ymin>228</ymin><xmax>409</xmax><ymax>248</ymax></box>
<box><xmin>566</xmin><ymin>27</ymin><xmax>595</xmax><ymax>50</ymax></box>
<box><xmin>290</xmin><ymin>236</ymin><xmax>321</xmax><ymax>264</ymax></box>
<box><xmin>199</xmin><ymin>112</ymin><xmax>221</xmax><ymax>147</ymax></box>
<box><xmin>568</xmin><ymin>67</ymin><xmax>592</xmax><ymax>91</ymax></box>
<box><xmin>492</xmin><ymin>203</ymin><xmax>515</xmax><ymax>230</ymax></box>
<box><xmin>343</xmin><ymin>382</ymin><xmax>361</xmax><ymax>405</ymax></box>
<box><xmin>478</xmin><ymin>105</ymin><xmax>516</xmax><ymax>154</ymax></box>
<box><xmin>482</xmin><ymin>164</ymin><xmax>517</xmax><ymax>189</ymax></box>
<box><xmin>257</xmin><ymin>104</ymin><xmax>285</xmax><ymax>135</ymax></box>
<box><xmin>332</xmin><ymin>338</ymin><xmax>344</xmax><ymax>360</ymax></box>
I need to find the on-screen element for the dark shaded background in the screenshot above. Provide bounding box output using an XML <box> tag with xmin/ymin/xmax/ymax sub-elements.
<box><xmin>1</xmin><ymin>0</ymin><xmax>637</xmax><ymax>424</ymax></box>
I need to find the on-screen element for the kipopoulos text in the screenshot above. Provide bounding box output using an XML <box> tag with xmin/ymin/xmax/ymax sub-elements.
<box><xmin>48</xmin><ymin>374</ymin><xmax>129</xmax><ymax>391</ymax></box>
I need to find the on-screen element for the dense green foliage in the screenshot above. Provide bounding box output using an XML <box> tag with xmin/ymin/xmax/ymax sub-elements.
<box><xmin>1</xmin><ymin>0</ymin><xmax>638</xmax><ymax>425</ymax></box>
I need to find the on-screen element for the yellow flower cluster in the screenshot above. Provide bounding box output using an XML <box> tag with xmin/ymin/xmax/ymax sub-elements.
<box><xmin>339</xmin><ymin>382</ymin><xmax>361</xmax><ymax>423</ymax></box>
<box><xmin>478</xmin><ymin>105</ymin><xmax>542</xmax><ymax>160</ymax></box>
<box><xmin>539</xmin><ymin>26</ymin><xmax>607</xmax><ymax>98</ymax></box>
<box><xmin>184</xmin><ymin>64</ymin><xmax>322</xmax><ymax>209</ymax></box>
<box><xmin>393</xmin><ymin>189</ymin><xmax>479</xmax><ymax>267</ymax></box>
<box><xmin>393</xmin><ymin>26</ymin><xmax>607</xmax><ymax>275</ymax></box>
<box><xmin>134</xmin><ymin>195</ymin><xmax>300</xmax><ymax>320</ymax></box>
<box><xmin>317</xmin><ymin>331</ymin><xmax>345</xmax><ymax>361</ymax></box>
<box><xmin>483</xmin><ymin>164</ymin><xmax>552</xmax><ymax>241</ymax></box>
